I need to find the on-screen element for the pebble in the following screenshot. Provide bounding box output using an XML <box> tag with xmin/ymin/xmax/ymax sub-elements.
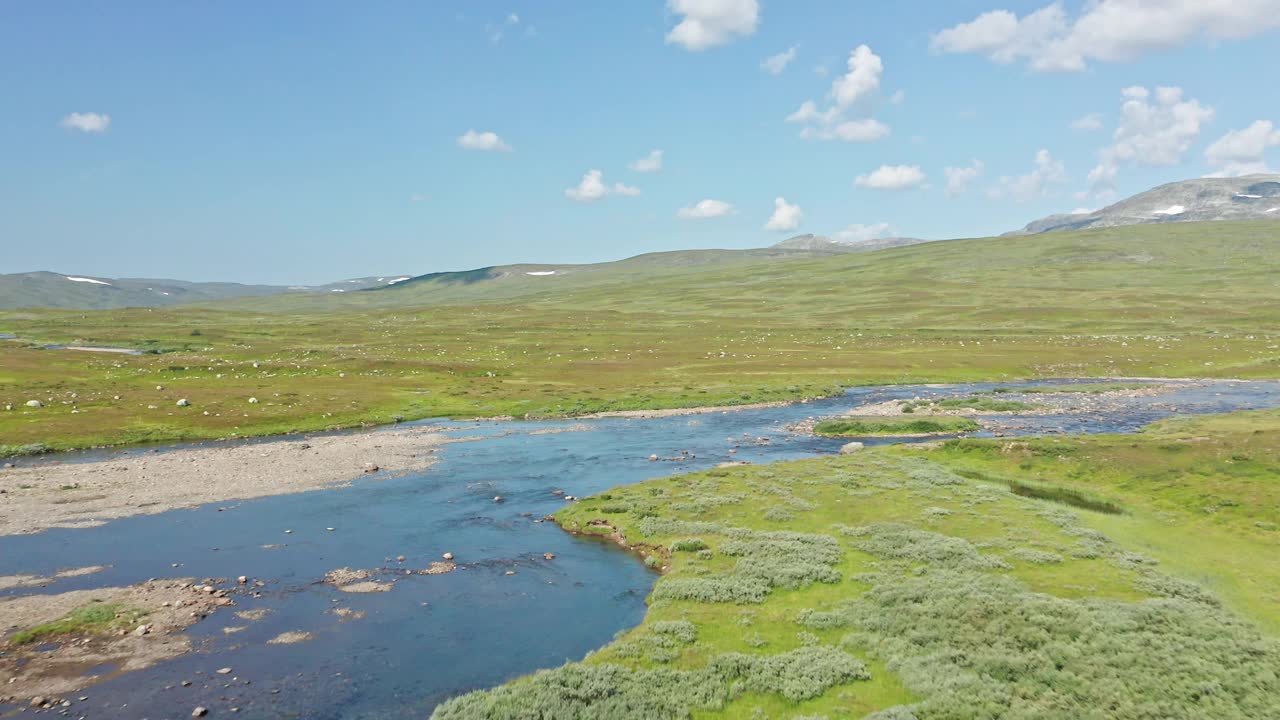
<box><xmin>192</xmin><ymin>707</ymin><xmax>209</xmax><ymax>717</ymax></box>
<box><xmin>237</xmin><ymin>576</ymin><xmax>248</xmax><ymax>584</ymax></box>
<box><xmin>216</xmin><ymin>667</ymin><xmax>233</xmax><ymax>675</ymax></box>
<box><xmin>493</xmin><ymin>495</ymin><xmax>504</xmax><ymax>503</ymax></box>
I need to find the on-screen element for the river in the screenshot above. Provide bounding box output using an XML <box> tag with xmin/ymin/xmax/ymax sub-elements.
<box><xmin>2</xmin><ymin>378</ymin><xmax>1279</xmax><ymax>718</ymax></box>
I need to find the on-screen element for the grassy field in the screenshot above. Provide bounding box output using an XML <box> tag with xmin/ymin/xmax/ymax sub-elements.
<box><xmin>433</xmin><ymin>409</ymin><xmax>1280</xmax><ymax>719</ymax></box>
<box><xmin>812</xmin><ymin>417</ymin><xmax>980</xmax><ymax>436</ymax></box>
<box><xmin>9</xmin><ymin>602</ymin><xmax>146</xmax><ymax>645</ymax></box>
<box><xmin>2</xmin><ymin>221</ymin><xmax>1278</xmax><ymax>453</ymax></box>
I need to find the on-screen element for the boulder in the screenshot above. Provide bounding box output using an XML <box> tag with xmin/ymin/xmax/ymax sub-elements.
<box><xmin>839</xmin><ymin>442</ymin><xmax>865</xmax><ymax>454</ymax></box>
<box><xmin>25</xmin><ymin>400</ymin><xmax>43</xmax><ymax>408</ymax></box>
<box><xmin>176</xmin><ymin>399</ymin><xmax>191</xmax><ymax>407</ymax></box>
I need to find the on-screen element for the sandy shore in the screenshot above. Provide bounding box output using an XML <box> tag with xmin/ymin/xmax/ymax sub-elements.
<box><xmin>0</xmin><ymin>578</ymin><xmax>231</xmax><ymax>703</ymax></box>
<box><xmin>0</xmin><ymin>427</ymin><xmax>451</xmax><ymax>537</ymax></box>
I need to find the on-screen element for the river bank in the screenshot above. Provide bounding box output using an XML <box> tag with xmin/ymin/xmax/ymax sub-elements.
<box><xmin>0</xmin><ymin>427</ymin><xmax>451</xmax><ymax>536</ymax></box>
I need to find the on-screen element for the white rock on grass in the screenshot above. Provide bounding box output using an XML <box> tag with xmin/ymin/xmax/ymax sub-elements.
<box><xmin>177</xmin><ymin>399</ymin><xmax>191</xmax><ymax>407</ymax></box>
<box><xmin>248</xmin><ymin>397</ymin><xmax>259</xmax><ymax>404</ymax></box>
<box><xmin>839</xmin><ymin>441</ymin><xmax>865</xmax><ymax>454</ymax></box>
<box><xmin>25</xmin><ymin>400</ymin><xmax>43</xmax><ymax>408</ymax></box>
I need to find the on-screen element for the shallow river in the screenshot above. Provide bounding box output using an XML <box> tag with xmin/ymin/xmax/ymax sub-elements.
<box><xmin>3</xmin><ymin>379</ymin><xmax>1280</xmax><ymax>718</ymax></box>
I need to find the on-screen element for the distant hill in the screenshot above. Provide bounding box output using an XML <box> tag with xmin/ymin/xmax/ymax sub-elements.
<box><xmin>1</xmin><ymin>237</ymin><xmax>921</xmax><ymax>311</ymax></box>
<box><xmin>1011</xmin><ymin>175</ymin><xmax>1280</xmax><ymax>235</ymax></box>
<box><xmin>0</xmin><ymin>272</ymin><xmax>414</xmax><ymax>310</ymax></box>
<box><xmin>771</xmin><ymin>234</ymin><xmax>933</xmax><ymax>253</ymax></box>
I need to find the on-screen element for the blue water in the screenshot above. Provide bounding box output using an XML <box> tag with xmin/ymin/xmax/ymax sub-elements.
<box><xmin>3</xmin><ymin>379</ymin><xmax>1279</xmax><ymax>718</ymax></box>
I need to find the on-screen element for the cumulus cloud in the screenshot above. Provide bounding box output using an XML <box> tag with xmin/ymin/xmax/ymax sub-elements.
<box><xmin>1071</xmin><ymin>113</ymin><xmax>1104</xmax><ymax>131</ymax></box>
<box><xmin>799</xmin><ymin>119</ymin><xmax>890</xmax><ymax>142</ymax></box>
<box><xmin>932</xmin><ymin>0</ymin><xmax>1280</xmax><ymax>72</ymax></box>
<box><xmin>989</xmin><ymin>149</ymin><xmax>1065</xmax><ymax>202</ymax></box>
<box><xmin>60</xmin><ymin>112</ymin><xmax>111</xmax><ymax>133</ymax></box>
<box><xmin>565</xmin><ymin>170</ymin><xmax>641</xmax><ymax>202</ymax></box>
<box><xmin>763</xmin><ymin>197</ymin><xmax>803</xmax><ymax>231</ymax></box>
<box><xmin>1088</xmin><ymin>86</ymin><xmax>1213</xmax><ymax>188</ymax></box>
<box><xmin>677</xmin><ymin>199</ymin><xmax>735</xmax><ymax>219</ymax></box>
<box><xmin>666</xmin><ymin>0</ymin><xmax>759</xmax><ymax>51</ymax></box>
<box><xmin>786</xmin><ymin>45</ymin><xmax>890</xmax><ymax>143</ymax></box>
<box><xmin>457</xmin><ymin>130</ymin><xmax>512</xmax><ymax>152</ymax></box>
<box><xmin>944</xmin><ymin>160</ymin><xmax>984</xmax><ymax>198</ymax></box>
<box><xmin>630</xmin><ymin>149</ymin><xmax>664</xmax><ymax>173</ymax></box>
<box><xmin>855</xmin><ymin>165</ymin><xmax>926</xmax><ymax>191</ymax></box>
<box><xmin>1204</xmin><ymin>120</ymin><xmax>1280</xmax><ymax>176</ymax></box>
<box><xmin>762</xmin><ymin>46</ymin><xmax>798</xmax><ymax>75</ymax></box>
<box><xmin>833</xmin><ymin>222</ymin><xmax>893</xmax><ymax>243</ymax></box>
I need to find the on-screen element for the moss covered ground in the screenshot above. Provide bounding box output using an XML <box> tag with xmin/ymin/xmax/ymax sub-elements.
<box><xmin>3</xmin><ymin>221</ymin><xmax>1279</xmax><ymax>453</ymax></box>
<box><xmin>434</xmin><ymin>409</ymin><xmax>1280</xmax><ymax>719</ymax></box>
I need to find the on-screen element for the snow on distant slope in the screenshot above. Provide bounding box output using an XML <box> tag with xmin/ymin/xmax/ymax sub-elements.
<box><xmin>1010</xmin><ymin>175</ymin><xmax>1280</xmax><ymax>234</ymax></box>
<box><xmin>525</xmin><ymin>271</ymin><xmax>556</xmax><ymax>276</ymax></box>
<box><xmin>65</xmin><ymin>276</ymin><xmax>112</xmax><ymax>286</ymax></box>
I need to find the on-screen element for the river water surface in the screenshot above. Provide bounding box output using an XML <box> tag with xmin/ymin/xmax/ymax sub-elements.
<box><xmin>3</xmin><ymin>379</ymin><xmax>1280</xmax><ymax>718</ymax></box>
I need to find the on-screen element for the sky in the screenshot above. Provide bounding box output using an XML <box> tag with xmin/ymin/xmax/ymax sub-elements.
<box><xmin>2</xmin><ymin>0</ymin><xmax>1280</xmax><ymax>285</ymax></box>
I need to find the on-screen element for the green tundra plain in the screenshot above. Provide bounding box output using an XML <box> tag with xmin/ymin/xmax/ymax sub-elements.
<box><xmin>2</xmin><ymin>221</ymin><xmax>1278</xmax><ymax>454</ymax></box>
<box><xmin>3</xmin><ymin>220</ymin><xmax>1280</xmax><ymax>718</ymax></box>
<box><xmin>435</xmin><ymin>409</ymin><xmax>1280</xmax><ymax>719</ymax></box>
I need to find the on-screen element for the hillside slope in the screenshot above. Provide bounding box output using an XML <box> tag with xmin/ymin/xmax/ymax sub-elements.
<box><xmin>0</xmin><ymin>272</ymin><xmax>414</xmax><ymax>310</ymax></box>
<box><xmin>2</xmin><ymin>220</ymin><xmax>1278</xmax><ymax>452</ymax></box>
<box><xmin>1012</xmin><ymin>175</ymin><xmax>1280</xmax><ymax>234</ymax></box>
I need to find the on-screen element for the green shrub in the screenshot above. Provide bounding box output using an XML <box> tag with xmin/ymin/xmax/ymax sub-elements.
<box><xmin>814</xmin><ymin>417</ymin><xmax>979</xmax><ymax>437</ymax></box>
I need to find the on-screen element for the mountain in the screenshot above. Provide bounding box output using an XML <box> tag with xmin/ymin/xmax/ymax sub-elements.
<box><xmin>0</xmin><ymin>272</ymin><xmax>414</xmax><ymax>310</ymax></box>
<box><xmin>770</xmin><ymin>234</ymin><xmax>933</xmax><ymax>253</ymax></box>
<box><xmin>2</xmin><ymin>237</ymin><xmax>930</xmax><ymax>311</ymax></box>
<box><xmin>1011</xmin><ymin>175</ymin><xmax>1280</xmax><ymax>235</ymax></box>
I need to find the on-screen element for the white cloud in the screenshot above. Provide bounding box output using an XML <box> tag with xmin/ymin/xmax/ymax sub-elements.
<box><xmin>507</xmin><ymin>13</ymin><xmax>519</xmax><ymax>24</ymax></box>
<box><xmin>833</xmin><ymin>222</ymin><xmax>892</xmax><ymax>243</ymax></box>
<box><xmin>1205</xmin><ymin>120</ymin><xmax>1280</xmax><ymax>176</ymax></box>
<box><xmin>457</xmin><ymin>129</ymin><xmax>512</xmax><ymax>152</ymax></box>
<box><xmin>855</xmin><ymin>165</ymin><xmax>926</xmax><ymax>191</ymax></box>
<box><xmin>830</xmin><ymin>44</ymin><xmax>883</xmax><ymax>109</ymax></box>
<box><xmin>630</xmin><ymin>149</ymin><xmax>664</xmax><ymax>173</ymax></box>
<box><xmin>798</xmin><ymin>118</ymin><xmax>890</xmax><ymax>142</ymax></box>
<box><xmin>566</xmin><ymin>170</ymin><xmax>609</xmax><ymax>202</ymax></box>
<box><xmin>762</xmin><ymin>46</ymin><xmax>798</xmax><ymax>75</ymax></box>
<box><xmin>889</xmin><ymin>90</ymin><xmax>906</xmax><ymax>105</ymax></box>
<box><xmin>1088</xmin><ymin>86</ymin><xmax>1213</xmax><ymax>188</ymax></box>
<box><xmin>666</xmin><ymin>0</ymin><xmax>759</xmax><ymax>51</ymax></box>
<box><xmin>932</xmin><ymin>0</ymin><xmax>1280</xmax><ymax>72</ymax></box>
<box><xmin>763</xmin><ymin>197</ymin><xmax>803</xmax><ymax>231</ymax></box>
<box><xmin>677</xmin><ymin>199</ymin><xmax>735</xmax><ymax>219</ymax></box>
<box><xmin>787</xmin><ymin>45</ymin><xmax>890</xmax><ymax>143</ymax></box>
<box><xmin>565</xmin><ymin>170</ymin><xmax>641</xmax><ymax>202</ymax></box>
<box><xmin>989</xmin><ymin>149</ymin><xmax>1065</xmax><ymax>202</ymax></box>
<box><xmin>60</xmin><ymin>112</ymin><xmax>111</xmax><ymax>133</ymax></box>
<box><xmin>1071</xmin><ymin>113</ymin><xmax>1104</xmax><ymax>131</ymax></box>
<box><xmin>944</xmin><ymin>160</ymin><xmax>984</xmax><ymax>198</ymax></box>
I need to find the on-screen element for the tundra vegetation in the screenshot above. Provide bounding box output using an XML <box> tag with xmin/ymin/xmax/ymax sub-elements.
<box><xmin>2</xmin><ymin>221</ymin><xmax>1279</xmax><ymax>453</ymax></box>
<box><xmin>434</xmin><ymin>409</ymin><xmax>1280</xmax><ymax>719</ymax></box>
<box><xmin>812</xmin><ymin>417</ymin><xmax>980</xmax><ymax>436</ymax></box>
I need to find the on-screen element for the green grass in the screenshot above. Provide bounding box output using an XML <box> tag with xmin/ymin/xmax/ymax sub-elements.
<box><xmin>813</xmin><ymin>416</ymin><xmax>980</xmax><ymax>436</ymax></box>
<box><xmin>434</xmin><ymin>409</ymin><xmax>1280</xmax><ymax>718</ymax></box>
<box><xmin>0</xmin><ymin>443</ymin><xmax>48</xmax><ymax>458</ymax></box>
<box><xmin>8</xmin><ymin>602</ymin><xmax>147</xmax><ymax>645</ymax></box>
<box><xmin>901</xmin><ymin>397</ymin><xmax>1040</xmax><ymax>413</ymax></box>
<box><xmin>2</xmin><ymin>220</ymin><xmax>1279</xmax><ymax>452</ymax></box>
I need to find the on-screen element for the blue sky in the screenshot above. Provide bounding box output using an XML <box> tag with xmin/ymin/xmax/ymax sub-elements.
<box><xmin>2</xmin><ymin>0</ymin><xmax>1279</xmax><ymax>284</ymax></box>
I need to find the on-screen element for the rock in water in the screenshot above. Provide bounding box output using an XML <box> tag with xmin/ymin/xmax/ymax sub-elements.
<box><xmin>192</xmin><ymin>707</ymin><xmax>209</xmax><ymax>717</ymax></box>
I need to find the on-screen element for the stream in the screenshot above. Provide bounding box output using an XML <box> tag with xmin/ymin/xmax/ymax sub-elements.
<box><xmin>3</xmin><ymin>378</ymin><xmax>1280</xmax><ymax>718</ymax></box>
